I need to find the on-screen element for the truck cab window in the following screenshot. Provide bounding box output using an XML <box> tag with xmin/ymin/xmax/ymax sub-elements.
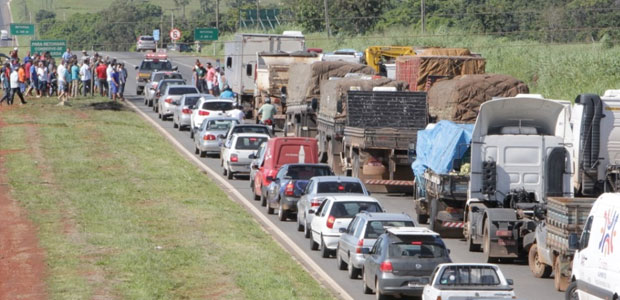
<box><xmin>226</xmin><ymin>57</ymin><xmax>232</xmax><ymax>68</ymax></box>
<box><xmin>246</xmin><ymin>64</ymin><xmax>253</xmax><ymax>76</ymax></box>
<box><xmin>580</xmin><ymin>216</ymin><xmax>593</xmax><ymax>249</ymax></box>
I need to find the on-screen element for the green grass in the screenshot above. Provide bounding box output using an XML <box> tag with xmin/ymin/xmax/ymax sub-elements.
<box><xmin>0</xmin><ymin>97</ymin><xmax>334</xmax><ymax>300</ymax></box>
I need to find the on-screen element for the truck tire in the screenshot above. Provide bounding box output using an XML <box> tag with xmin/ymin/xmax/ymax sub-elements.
<box><xmin>466</xmin><ymin>219</ymin><xmax>481</xmax><ymax>252</ymax></box>
<box><xmin>483</xmin><ymin>221</ymin><xmax>497</xmax><ymax>263</ymax></box>
<box><xmin>565</xmin><ymin>281</ymin><xmax>578</xmax><ymax>300</ymax></box>
<box><xmin>555</xmin><ymin>257</ymin><xmax>569</xmax><ymax>291</ymax></box>
<box><xmin>529</xmin><ymin>244</ymin><xmax>552</xmax><ymax>278</ymax></box>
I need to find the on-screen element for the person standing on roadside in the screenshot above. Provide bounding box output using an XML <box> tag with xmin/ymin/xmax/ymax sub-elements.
<box><xmin>110</xmin><ymin>64</ymin><xmax>120</xmax><ymax>102</ymax></box>
<box><xmin>26</xmin><ymin>59</ymin><xmax>38</xmax><ymax>97</ymax></box>
<box><xmin>118</xmin><ymin>63</ymin><xmax>127</xmax><ymax>101</ymax></box>
<box><xmin>96</xmin><ymin>61</ymin><xmax>107</xmax><ymax>97</ymax></box>
<box><xmin>80</xmin><ymin>59</ymin><xmax>92</xmax><ymax>96</ymax></box>
<box><xmin>71</xmin><ymin>60</ymin><xmax>80</xmax><ymax>97</ymax></box>
<box><xmin>9</xmin><ymin>66</ymin><xmax>27</xmax><ymax>105</ymax></box>
<box><xmin>37</xmin><ymin>61</ymin><xmax>49</xmax><ymax>97</ymax></box>
<box><xmin>18</xmin><ymin>63</ymin><xmax>27</xmax><ymax>95</ymax></box>
<box><xmin>62</xmin><ymin>48</ymin><xmax>72</xmax><ymax>62</ymax></box>
<box><xmin>106</xmin><ymin>61</ymin><xmax>114</xmax><ymax>99</ymax></box>
<box><xmin>0</xmin><ymin>63</ymin><xmax>10</xmax><ymax>105</ymax></box>
<box><xmin>206</xmin><ymin>62</ymin><xmax>216</xmax><ymax>95</ymax></box>
<box><xmin>57</xmin><ymin>60</ymin><xmax>68</xmax><ymax>103</ymax></box>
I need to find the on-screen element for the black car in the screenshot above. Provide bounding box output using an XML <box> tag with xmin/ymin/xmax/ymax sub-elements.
<box><xmin>362</xmin><ymin>227</ymin><xmax>452</xmax><ymax>300</ymax></box>
<box><xmin>265</xmin><ymin>163</ymin><xmax>334</xmax><ymax>221</ymax></box>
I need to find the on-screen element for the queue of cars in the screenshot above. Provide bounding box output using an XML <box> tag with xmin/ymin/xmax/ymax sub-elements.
<box><xmin>137</xmin><ymin>53</ymin><xmax>518</xmax><ymax>300</ymax></box>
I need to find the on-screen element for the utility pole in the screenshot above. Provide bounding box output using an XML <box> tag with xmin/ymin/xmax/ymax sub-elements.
<box><xmin>216</xmin><ymin>0</ymin><xmax>220</xmax><ymax>30</ymax></box>
<box><xmin>421</xmin><ymin>0</ymin><xmax>425</xmax><ymax>34</ymax></box>
<box><xmin>323</xmin><ymin>0</ymin><xmax>331</xmax><ymax>38</ymax></box>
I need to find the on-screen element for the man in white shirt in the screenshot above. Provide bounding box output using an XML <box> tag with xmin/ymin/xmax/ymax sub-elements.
<box><xmin>57</xmin><ymin>61</ymin><xmax>67</xmax><ymax>103</ymax></box>
<box><xmin>106</xmin><ymin>62</ymin><xmax>114</xmax><ymax>99</ymax></box>
<box><xmin>80</xmin><ymin>60</ymin><xmax>92</xmax><ymax>96</ymax></box>
<box><xmin>10</xmin><ymin>67</ymin><xmax>26</xmax><ymax>105</ymax></box>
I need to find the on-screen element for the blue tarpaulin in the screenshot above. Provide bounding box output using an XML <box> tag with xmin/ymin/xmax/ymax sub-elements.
<box><xmin>411</xmin><ymin>121</ymin><xmax>474</xmax><ymax>188</ymax></box>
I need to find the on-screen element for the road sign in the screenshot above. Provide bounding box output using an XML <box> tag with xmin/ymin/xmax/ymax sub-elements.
<box><xmin>169</xmin><ymin>28</ymin><xmax>181</xmax><ymax>41</ymax></box>
<box><xmin>30</xmin><ymin>40</ymin><xmax>67</xmax><ymax>58</ymax></box>
<box><xmin>10</xmin><ymin>23</ymin><xmax>34</xmax><ymax>35</ymax></box>
<box><xmin>153</xmin><ymin>29</ymin><xmax>160</xmax><ymax>41</ymax></box>
<box><xmin>194</xmin><ymin>28</ymin><xmax>219</xmax><ymax>41</ymax></box>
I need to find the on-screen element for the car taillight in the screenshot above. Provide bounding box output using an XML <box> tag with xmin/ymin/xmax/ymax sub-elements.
<box><xmin>355</xmin><ymin>239</ymin><xmax>364</xmax><ymax>254</ymax></box>
<box><xmin>165</xmin><ymin>98</ymin><xmax>173</xmax><ymax>104</ymax></box>
<box><xmin>285</xmin><ymin>181</ymin><xmax>295</xmax><ymax>196</ymax></box>
<box><xmin>310</xmin><ymin>197</ymin><xmax>322</xmax><ymax>207</ymax></box>
<box><xmin>496</xmin><ymin>230</ymin><xmax>512</xmax><ymax>237</ymax></box>
<box><xmin>203</xmin><ymin>134</ymin><xmax>216</xmax><ymax>141</ymax></box>
<box><xmin>436</xmin><ymin>297</ymin><xmax>442</xmax><ymax>300</ymax></box>
<box><xmin>380</xmin><ymin>261</ymin><xmax>393</xmax><ymax>273</ymax></box>
<box><xmin>199</xmin><ymin>110</ymin><xmax>210</xmax><ymax>116</ymax></box>
<box><xmin>230</xmin><ymin>154</ymin><xmax>238</xmax><ymax>162</ymax></box>
<box><xmin>326</xmin><ymin>215</ymin><xmax>335</xmax><ymax>229</ymax></box>
<box><xmin>182</xmin><ymin>108</ymin><xmax>192</xmax><ymax>114</ymax></box>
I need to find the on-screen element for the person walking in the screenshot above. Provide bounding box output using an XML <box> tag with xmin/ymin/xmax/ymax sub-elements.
<box><xmin>0</xmin><ymin>63</ymin><xmax>10</xmax><ymax>105</ymax></box>
<box><xmin>57</xmin><ymin>61</ymin><xmax>68</xmax><ymax>103</ymax></box>
<box><xmin>9</xmin><ymin>67</ymin><xmax>27</xmax><ymax>105</ymax></box>
<box><xmin>18</xmin><ymin>63</ymin><xmax>27</xmax><ymax>95</ymax></box>
<box><xmin>26</xmin><ymin>59</ymin><xmax>38</xmax><ymax>97</ymax></box>
<box><xmin>79</xmin><ymin>60</ymin><xmax>92</xmax><ymax>96</ymax></box>
<box><xmin>71</xmin><ymin>60</ymin><xmax>80</xmax><ymax>97</ymax></box>
<box><xmin>96</xmin><ymin>61</ymin><xmax>107</xmax><ymax>97</ymax></box>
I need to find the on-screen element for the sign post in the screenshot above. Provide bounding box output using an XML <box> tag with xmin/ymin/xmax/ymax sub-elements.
<box><xmin>10</xmin><ymin>23</ymin><xmax>35</xmax><ymax>35</ymax></box>
<box><xmin>193</xmin><ymin>28</ymin><xmax>219</xmax><ymax>41</ymax></box>
<box><xmin>30</xmin><ymin>40</ymin><xmax>67</xmax><ymax>58</ymax></box>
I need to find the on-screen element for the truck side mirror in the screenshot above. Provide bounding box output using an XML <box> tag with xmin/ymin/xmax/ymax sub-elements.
<box><xmin>471</xmin><ymin>206</ymin><xmax>480</xmax><ymax>213</ymax></box>
<box><xmin>506</xmin><ymin>279</ymin><xmax>514</xmax><ymax>285</ymax></box>
<box><xmin>568</xmin><ymin>233</ymin><xmax>581</xmax><ymax>250</ymax></box>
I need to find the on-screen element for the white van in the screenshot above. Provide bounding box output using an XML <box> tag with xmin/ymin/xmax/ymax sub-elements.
<box><xmin>0</xmin><ymin>30</ymin><xmax>9</xmax><ymax>40</ymax></box>
<box><xmin>568</xmin><ymin>193</ymin><xmax>620</xmax><ymax>299</ymax></box>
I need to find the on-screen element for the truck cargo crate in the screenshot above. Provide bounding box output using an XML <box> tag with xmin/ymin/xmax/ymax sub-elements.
<box><xmin>546</xmin><ymin>197</ymin><xmax>595</xmax><ymax>231</ymax></box>
<box><xmin>345</xmin><ymin>91</ymin><xmax>427</xmax><ymax>129</ymax></box>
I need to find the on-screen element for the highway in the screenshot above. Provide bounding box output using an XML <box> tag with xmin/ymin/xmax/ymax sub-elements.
<box><xmin>0</xmin><ymin>0</ymin><xmax>12</xmax><ymax>48</ymax></box>
<box><xmin>104</xmin><ymin>50</ymin><xmax>562</xmax><ymax>300</ymax></box>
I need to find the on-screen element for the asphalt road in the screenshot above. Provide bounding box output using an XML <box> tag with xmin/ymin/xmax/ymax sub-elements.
<box><xmin>0</xmin><ymin>0</ymin><xmax>12</xmax><ymax>48</ymax></box>
<box><xmin>103</xmin><ymin>50</ymin><xmax>562</xmax><ymax>300</ymax></box>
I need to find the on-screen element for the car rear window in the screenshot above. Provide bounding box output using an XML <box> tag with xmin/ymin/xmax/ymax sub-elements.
<box><xmin>277</xmin><ymin>145</ymin><xmax>313</xmax><ymax>165</ymax></box>
<box><xmin>317</xmin><ymin>181</ymin><xmax>364</xmax><ymax>194</ymax></box>
<box><xmin>286</xmin><ymin>166</ymin><xmax>332</xmax><ymax>180</ymax></box>
<box><xmin>231</xmin><ymin>126</ymin><xmax>269</xmax><ymax>135</ymax></box>
<box><xmin>183</xmin><ymin>96</ymin><xmax>200</xmax><ymax>106</ymax></box>
<box><xmin>438</xmin><ymin>266</ymin><xmax>501</xmax><ymax>286</ymax></box>
<box><xmin>330</xmin><ymin>201</ymin><xmax>382</xmax><ymax>218</ymax></box>
<box><xmin>159</xmin><ymin>81</ymin><xmax>184</xmax><ymax>92</ymax></box>
<box><xmin>389</xmin><ymin>236</ymin><xmax>447</xmax><ymax>258</ymax></box>
<box><xmin>235</xmin><ymin>136</ymin><xmax>268</xmax><ymax>150</ymax></box>
<box><xmin>202</xmin><ymin>101</ymin><xmax>234</xmax><ymax>111</ymax></box>
<box><xmin>364</xmin><ymin>220</ymin><xmax>415</xmax><ymax>238</ymax></box>
<box><xmin>140</xmin><ymin>36</ymin><xmax>155</xmax><ymax>41</ymax></box>
<box><xmin>154</xmin><ymin>73</ymin><xmax>182</xmax><ymax>81</ymax></box>
<box><xmin>169</xmin><ymin>87</ymin><xmax>199</xmax><ymax>95</ymax></box>
<box><xmin>140</xmin><ymin>60</ymin><xmax>172</xmax><ymax>71</ymax></box>
<box><xmin>205</xmin><ymin>119</ymin><xmax>235</xmax><ymax>130</ymax></box>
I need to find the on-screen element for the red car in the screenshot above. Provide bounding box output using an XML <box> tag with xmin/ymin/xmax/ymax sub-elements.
<box><xmin>252</xmin><ymin>137</ymin><xmax>318</xmax><ymax>206</ymax></box>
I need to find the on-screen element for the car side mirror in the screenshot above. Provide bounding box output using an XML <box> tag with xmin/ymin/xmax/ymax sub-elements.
<box><xmin>190</xmin><ymin>105</ymin><xmax>196</xmax><ymax>109</ymax></box>
<box><xmin>506</xmin><ymin>279</ymin><xmax>514</xmax><ymax>286</ymax></box>
<box><xmin>361</xmin><ymin>248</ymin><xmax>370</xmax><ymax>254</ymax></box>
<box><xmin>172</xmin><ymin>66</ymin><xmax>178</xmax><ymax>71</ymax></box>
<box><xmin>308</xmin><ymin>209</ymin><xmax>315</xmax><ymax>214</ymax></box>
<box><xmin>249</xmin><ymin>153</ymin><xmax>256</xmax><ymax>159</ymax></box>
<box><xmin>266</xmin><ymin>176</ymin><xmax>275</xmax><ymax>182</ymax></box>
<box><xmin>218</xmin><ymin>134</ymin><xmax>225</xmax><ymax>139</ymax></box>
<box><xmin>338</xmin><ymin>228</ymin><xmax>347</xmax><ymax>233</ymax></box>
<box><xmin>367</xmin><ymin>191</ymin><xmax>371</xmax><ymax>196</ymax></box>
<box><xmin>251</xmin><ymin>164</ymin><xmax>259</xmax><ymax>170</ymax></box>
<box><xmin>134</xmin><ymin>66</ymin><xmax>139</xmax><ymax>70</ymax></box>
<box><xmin>568</xmin><ymin>233</ymin><xmax>580</xmax><ymax>250</ymax></box>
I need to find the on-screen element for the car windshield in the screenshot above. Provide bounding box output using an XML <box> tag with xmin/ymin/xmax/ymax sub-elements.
<box><xmin>168</xmin><ymin>87</ymin><xmax>198</xmax><ymax>95</ymax></box>
<box><xmin>154</xmin><ymin>73</ymin><xmax>182</xmax><ymax>81</ymax></box>
<box><xmin>141</xmin><ymin>36</ymin><xmax>155</xmax><ymax>41</ymax></box>
<box><xmin>317</xmin><ymin>181</ymin><xmax>364</xmax><ymax>194</ymax></box>
<box><xmin>140</xmin><ymin>60</ymin><xmax>172</xmax><ymax>71</ymax></box>
<box><xmin>364</xmin><ymin>220</ymin><xmax>415</xmax><ymax>238</ymax></box>
<box><xmin>232</xmin><ymin>126</ymin><xmax>269</xmax><ymax>135</ymax></box>
<box><xmin>159</xmin><ymin>81</ymin><xmax>184</xmax><ymax>92</ymax></box>
<box><xmin>235</xmin><ymin>136</ymin><xmax>268</xmax><ymax>150</ymax></box>
<box><xmin>202</xmin><ymin>101</ymin><xmax>234</xmax><ymax>111</ymax></box>
<box><xmin>438</xmin><ymin>266</ymin><xmax>501</xmax><ymax>286</ymax></box>
<box><xmin>389</xmin><ymin>236</ymin><xmax>447</xmax><ymax>258</ymax></box>
<box><xmin>286</xmin><ymin>166</ymin><xmax>333</xmax><ymax>180</ymax></box>
<box><xmin>183</xmin><ymin>96</ymin><xmax>200</xmax><ymax>106</ymax></box>
<box><xmin>205</xmin><ymin>119</ymin><xmax>235</xmax><ymax>130</ymax></box>
<box><xmin>330</xmin><ymin>201</ymin><xmax>382</xmax><ymax>218</ymax></box>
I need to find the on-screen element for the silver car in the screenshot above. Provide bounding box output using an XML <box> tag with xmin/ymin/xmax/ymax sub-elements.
<box><xmin>336</xmin><ymin>212</ymin><xmax>415</xmax><ymax>279</ymax></box>
<box><xmin>297</xmin><ymin>176</ymin><xmax>369</xmax><ymax>238</ymax></box>
<box><xmin>144</xmin><ymin>71</ymin><xmax>183</xmax><ymax>106</ymax></box>
<box><xmin>136</xmin><ymin>35</ymin><xmax>157</xmax><ymax>52</ymax></box>
<box><xmin>151</xmin><ymin>79</ymin><xmax>185</xmax><ymax>108</ymax></box>
<box><xmin>172</xmin><ymin>93</ymin><xmax>202</xmax><ymax>131</ymax></box>
<box><xmin>221</xmin><ymin>133</ymin><xmax>270</xmax><ymax>180</ymax></box>
<box><xmin>157</xmin><ymin>85</ymin><xmax>199</xmax><ymax>121</ymax></box>
<box><xmin>194</xmin><ymin>117</ymin><xmax>239</xmax><ymax>158</ymax></box>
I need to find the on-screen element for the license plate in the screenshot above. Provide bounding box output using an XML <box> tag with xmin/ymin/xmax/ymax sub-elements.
<box><xmin>408</xmin><ymin>281</ymin><xmax>424</xmax><ymax>287</ymax></box>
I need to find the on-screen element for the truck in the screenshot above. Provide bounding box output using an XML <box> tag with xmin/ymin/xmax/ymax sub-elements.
<box><xmin>464</xmin><ymin>95</ymin><xmax>574</xmax><ymax>263</ymax></box>
<box><xmin>411</xmin><ymin>121</ymin><xmax>473</xmax><ymax>237</ymax></box>
<box><xmin>253</xmin><ymin>51</ymin><xmax>321</xmax><ymax>128</ymax></box>
<box><xmin>528</xmin><ymin>91</ymin><xmax>620</xmax><ymax>291</ymax></box>
<box><xmin>316</xmin><ymin>77</ymin><xmax>427</xmax><ymax>193</ymax></box>
<box><xmin>224</xmin><ymin>32</ymin><xmax>305</xmax><ymax>118</ymax></box>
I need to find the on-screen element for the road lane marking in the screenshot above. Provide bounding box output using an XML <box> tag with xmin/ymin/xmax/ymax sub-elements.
<box><xmin>124</xmin><ymin>98</ymin><xmax>354</xmax><ymax>300</ymax></box>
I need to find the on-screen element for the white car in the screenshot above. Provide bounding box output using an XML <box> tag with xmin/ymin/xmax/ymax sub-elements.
<box><xmin>0</xmin><ymin>30</ymin><xmax>9</xmax><ymax>40</ymax></box>
<box><xmin>422</xmin><ymin>263</ymin><xmax>515</xmax><ymax>300</ymax></box>
<box><xmin>190</xmin><ymin>98</ymin><xmax>236</xmax><ymax>138</ymax></box>
<box><xmin>157</xmin><ymin>85</ymin><xmax>199</xmax><ymax>121</ymax></box>
<box><xmin>220</xmin><ymin>133</ymin><xmax>270</xmax><ymax>180</ymax></box>
<box><xmin>309</xmin><ymin>195</ymin><xmax>383</xmax><ymax>258</ymax></box>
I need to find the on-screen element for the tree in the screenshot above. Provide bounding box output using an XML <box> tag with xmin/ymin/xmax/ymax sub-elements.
<box><xmin>35</xmin><ymin>9</ymin><xmax>56</xmax><ymax>23</ymax></box>
<box><xmin>174</xmin><ymin>0</ymin><xmax>191</xmax><ymax>18</ymax></box>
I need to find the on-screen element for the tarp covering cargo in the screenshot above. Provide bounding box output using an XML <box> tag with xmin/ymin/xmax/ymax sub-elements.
<box><xmin>421</xmin><ymin>48</ymin><xmax>473</xmax><ymax>56</ymax></box>
<box><xmin>287</xmin><ymin>61</ymin><xmax>376</xmax><ymax>106</ymax></box>
<box><xmin>319</xmin><ymin>77</ymin><xmax>409</xmax><ymax>119</ymax></box>
<box><xmin>411</xmin><ymin>121</ymin><xmax>474</xmax><ymax>183</ymax></box>
<box><xmin>427</xmin><ymin>74</ymin><xmax>529</xmax><ymax>123</ymax></box>
<box><xmin>396</xmin><ymin>55</ymin><xmax>486</xmax><ymax>92</ymax></box>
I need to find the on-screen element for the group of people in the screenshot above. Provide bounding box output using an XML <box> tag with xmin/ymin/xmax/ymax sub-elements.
<box><xmin>0</xmin><ymin>47</ymin><xmax>128</xmax><ymax>106</ymax></box>
<box><xmin>193</xmin><ymin>60</ymin><xmax>226</xmax><ymax>96</ymax></box>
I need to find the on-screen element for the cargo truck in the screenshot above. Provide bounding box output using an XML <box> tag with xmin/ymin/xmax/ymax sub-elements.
<box><xmin>224</xmin><ymin>32</ymin><xmax>305</xmax><ymax>118</ymax></box>
<box><xmin>317</xmin><ymin>78</ymin><xmax>427</xmax><ymax>192</ymax></box>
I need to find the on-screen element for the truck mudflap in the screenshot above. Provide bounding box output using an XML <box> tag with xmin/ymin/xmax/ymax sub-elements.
<box><xmin>365</xmin><ymin>179</ymin><xmax>415</xmax><ymax>186</ymax></box>
<box><xmin>483</xmin><ymin>208</ymin><xmax>520</xmax><ymax>259</ymax></box>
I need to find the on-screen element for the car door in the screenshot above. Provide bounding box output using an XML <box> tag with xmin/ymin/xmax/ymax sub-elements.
<box><xmin>311</xmin><ymin>199</ymin><xmax>331</xmax><ymax>240</ymax></box>
<box><xmin>340</xmin><ymin>216</ymin><xmax>361</xmax><ymax>260</ymax></box>
<box><xmin>422</xmin><ymin>266</ymin><xmax>441</xmax><ymax>299</ymax></box>
<box><xmin>366</xmin><ymin>236</ymin><xmax>384</xmax><ymax>288</ymax></box>
<box><xmin>268</xmin><ymin>166</ymin><xmax>288</xmax><ymax>203</ymax></box>
<box><xmin>298</xmin><ymin>179</ymin><xmax>314</xmax><ymax>223</ymax></box>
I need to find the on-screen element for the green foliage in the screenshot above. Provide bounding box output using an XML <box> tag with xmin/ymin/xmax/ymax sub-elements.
<box><xmin>35</xmin><ymin>9</ymin><xmax>56</xmax><ymax>23</ymax></box>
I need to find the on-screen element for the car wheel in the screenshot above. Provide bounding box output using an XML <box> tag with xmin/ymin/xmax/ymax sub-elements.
<box><xmin>199</xmin><ymin>149</ymin><xmax>206</xmax><ymax>158</ymax></box>
<box><xmin>304</xmin><ymin>220</ymin><xmax>311</xmax><ymax>238</ymax></box>
<box><xmin>222</xmin><ymin>165</ymin><xmax>227</xmax><ymax>176</ymax></box>
<box><xmin>278</xmin><ymin>203</ymin><xmax>287</xmax><ymax>221</ymax></box>
<box><xmin>158</xmin><ymin>111</ymin><xmax>162</xmax><ymax>119</ymax></box>
<box><xmin>227</xmin><ymin>169</ymin><xmax>233</xmax><ymax>180</ymax></box>
<box><xmin>194</xmin><ymin>146</ymin><xmax>199</xmax><ymax>155</ymax></box>
<box><xmin>310</xmin><ymin>233</ymin><xmax>319</xmax><ymax>251</ymax></box>
<box><xmin>266</xmin><ymin>201</ymin><xmax>274</xmax><ymax>214</ymax></box>
<box><xmin>173</xmin><ymin>120</ymin><xmax>178</xmax><ymax>128</ymax></box>
<box><xmin>296</xmin><ymin>215</ymin><xmax>304</xmax><ymax>231</ymax></box>
<box><xmin>143</xmin><ymin>97</ymin><xmax>147</xmax><ymax>105</ymax></box>
<box><xmin>348</xmin><ymin>256</ymin><xmax>361</xmax><ymax>279</ymax></box>
<box><xmin>565</xmin><ymin>281</ymin><xmax>579</xmax><ymax>300</ymax></box>
<box><xmin>148</xmin><ymin>100</ymin><xmax>153</xmax><ymax>107</ymax></box>
<box><xmin>336</xmin><ymin>248</ymin><xmax>347</xmax><ymax>270</ymax></box>
<box><xmin>375</xmin><ymin>279</ymin><xmax>387</xmax><ymax>300</ymax></box>
<box><xmin>260</xmin><ymin>192</ymin><xmax>266</xmax><ymax>207</ymax></box>
<box><xmin>362</xmin><ymin>269</ymin><xmax>372</xmax><ymax>294</ymax></box>
<box><xmin>529</xmin><ymin>244</ymin><xmax>552</xmax><ymax>278</ymax></box>
<box><xmin>320</xmin><ymin>235</ymin><xmax>331</xmax><ymax>258</ymax></box>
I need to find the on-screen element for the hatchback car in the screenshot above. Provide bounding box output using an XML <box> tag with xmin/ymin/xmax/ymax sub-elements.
<box><xmin>297</xmin><ymin>176</ymin><xmax>369</xmax><ymax>238</ymax></box>
<box><xmin>158</xmin><ymin>85</ymin><xmax>199</xmax><ymax>121</ymax></box>
<box><xmin>222</xmin><ymin>124</ymin><xmax>272</xmax><ymax>148</ymax></box>
<box><xmin>362</xmin><ymin>227</ymin><xmax>452</xmax><ymax>299</ymax></box>
<box><xmin>336</xmin><ymin>212</ymin><xmax>415</xmax><ymax>279</ymax></box>
<box><xmin>309</xmin><ymin>195</ymin><xmax>383</xmax><ymax>258</ymax></box>
<box><xmin>144</xmin><ymin>71</ymin><xmax>183</xmax><ymax>105</ymax></box>
<box><xmin>190</xmin><ymin>98</ymin><xmax>236</xmax><ymax>137</ymax></box>
<box><xmin>249</xmin><ymin>142</ymin><xmax>268</xmax><ymax>194</ymax></box>
<box><xmin>0</xmin><ymin>30</ymin><xmax>9</xmax><ymax>40</ymax></box>
<box><xmin>265</xmin><ymin>164</ymin><xmax>334</xmax><ymax>220</ymax></box>
<box><xmin>194</xmin><ymin>117</ymin><xmax>239</xmax><ymax>158</ymax></box>
<box><xmin>422</xmin><ymin>263</ymin><xmax>515</xmax><ymax>300</ymax></box>
<box><xmin>221</xmin><ymin>133</ymin><xmax>270</xmax><ymax>179</ymax></box>
<box><xmin>151</xmin><ymin>79</ymin><xmax>185</xmax><ymax>108</ymax></box>
<box><xmin>172</xmin><ymin>93</ymin><xmax>203</xmax><ymax>131</ymax></box>
<box><xmin>136</xmin><ymin>35</ymin><xmax>157</xmax><ymax>52</ymax></box>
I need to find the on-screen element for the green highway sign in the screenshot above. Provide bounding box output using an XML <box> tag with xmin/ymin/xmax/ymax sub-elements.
<box><xmin>10</xmin><ymin>23</ymin><xmax>35</xmax><ymax>35</ymax></box>
<box><xmin>31</xmin><ymin>40</ymin><xmax>67</xmax><ymax>58</ymax></box>
<box><xmin>194</xmin><ymin>28</ymin><xmax>219</xmax><ymax>41</ymax></box>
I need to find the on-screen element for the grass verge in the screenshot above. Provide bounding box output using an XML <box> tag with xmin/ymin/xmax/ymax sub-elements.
<box><xmin>0</xmin><ymin>97</ymin><xmax>334</xmax><ymax>300</ymax></box>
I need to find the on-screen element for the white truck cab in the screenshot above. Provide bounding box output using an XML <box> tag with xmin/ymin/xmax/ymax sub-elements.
<box><xmin>567</xmin><ymin>193</ymin><xmax>620</xmax><ymax>300</ymax></box>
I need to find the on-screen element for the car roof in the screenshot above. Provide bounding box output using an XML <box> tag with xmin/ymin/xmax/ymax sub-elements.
<box><xmin>182</xmin><ymin>93</ymin><xmax>205</xmax><ymax>98</ymax></box>
<box><xmin>203</xmin><ymin>98</ymin><xmax>235</xmax><ymax>102</ymax></box>
<box><xmin>311</xmin><ymin>176</ymin><xmax>363</xmax><ymax>183</ymax></box>
<box><xmin>232</xmin><ymin>133</ymin><xmax>271</xmax><ymax>138</ymax></box>
<box><xmin>233</xmin><ymin>124</ymin><xmax>269</xmax><ymax>128</ymax></box>
<box><xmin>436</xmin><ymin>263</ymin><xmax>499</xmax><ymax>269</ymax></box>
<box><xmin>386</xmin><ymin>227</ymin><xmax>438</xmax><ymax>236</ymax></box>
<box><xmin>323</xmin><ymin>195</ymin><xmax>380</xmax><ymax>202</ymax></box>
<box><xmin>166</xmin><ymin>85</ymin><xmax>196</xmax><ymax>90</ymax></box>
<box><xmin>282</xmin><ymin>163</ymin><xmax>330</xmax><ymax>168</ymax></box>
<box><xmin>356</xmin><ymin>212</ymin><xmax>413</xmax><ymax>221</ymax></box>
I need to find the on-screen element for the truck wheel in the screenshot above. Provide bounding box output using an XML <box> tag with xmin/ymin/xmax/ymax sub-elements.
<box><xmin>466</xmin><ymin>218</ymin><xmax>481</xmax><ymax>252</ymax></box>
<box><xmin>529</xmin><ymin>244</ymin><xmax>552</xmax><ymax>278</ymax></box>
<box><xmin>565</xmin><ymin>281</ymin><xmax>578</xmax><ymax>300</ymax></box>
<box><xmin>555</xmin><ymin>257</ymin><xmax>569</xmax><ymax>291</ymax></box>
<box><xmin>483</xmin><ymin>221</ymin><xmax>497</xmax><ymax>263</ymax></box>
